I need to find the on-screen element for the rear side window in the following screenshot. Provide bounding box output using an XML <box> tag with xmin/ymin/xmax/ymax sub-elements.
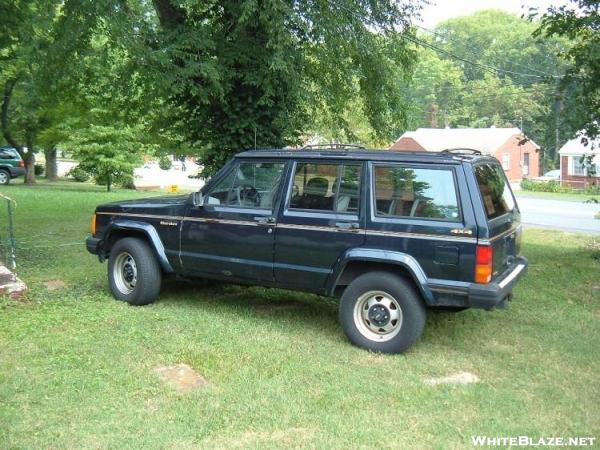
<box><xmin>373</xmin><ymin>166</ymin><xmax>460</xmax><ymax>221</ymax></box>
<box><xmin>474</xmin><ymin>163</ymin><xmax>515</xmax><ymax>219</ymax></box>
<box><xmin>289</xmin><ymin>163</ymin><xmax>361</xmax><ymax>213</ymax></box>
<box><xmin>0</xmin><ymin>148</ymin><xmax>19</xmax><ymax>160</ymax></box>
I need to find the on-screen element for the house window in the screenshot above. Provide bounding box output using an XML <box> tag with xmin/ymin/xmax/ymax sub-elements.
<box><xmin>502</xmin><ymin>153</ymin><xmax>510</xmax><ymax>171</ymax></box>
<box><xmin>572</xmin><ymin>156</ymin><xmax>585</xmax><ymax>176</ymax></box>
<box><xmin>523</xmin><ymin>153</ymin><xmax>530</xmax><ymax>176</ymax></box>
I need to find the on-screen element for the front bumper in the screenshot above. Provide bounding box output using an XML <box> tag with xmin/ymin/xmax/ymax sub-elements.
<box><xmin>467</xmin><ymin>256</ymin><xmax>528</xmax><ymax>309</ymax></box>
<box><xmin>86</xmin><ymin>236</ymin><xmax>101</xmax><ymax>255</ymax></box>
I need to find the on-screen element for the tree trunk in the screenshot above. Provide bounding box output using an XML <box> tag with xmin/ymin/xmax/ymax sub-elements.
<box><xmin>45</xmin><ymin>148</ymin><xmax>58</xmax><ymax>181</ymax></box>
<box><xmin>24</xmin><ymin>150</ymin><xmax>36</xmax><ymax>184</ymax></box>
<box><xmin>2</xmin><ymin>79</ymin><xmax>24</xmax><ymax>155</ymax></box>
<box><xmin>107</xmin><ymin>173</ymin><xmax>112</xmax><ymax>192</ymax></box>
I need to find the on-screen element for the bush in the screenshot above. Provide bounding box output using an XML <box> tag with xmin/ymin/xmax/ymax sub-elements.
<box><xmin>66</xmin><ymin>165</ymin><xmax>90</xmax><ymax>182</ymax></box>
<box><xmin>34</xmin><ymin>164</ymin><xmax>45</xmax><ymax>176</ymax></box>
<box><xmin>158</xmin><ymin>155</ymin><xmax>172</xmax><ymax>171</ymax></box>
<box><xmin>94</xmin><ymin>172</ymin><xmax>136</xmax><ymax>189</ymax></box>
<box><xmin>520</xmin><ymin>179</ymin><xmax>570</xmax><ymax>193</ymax></box>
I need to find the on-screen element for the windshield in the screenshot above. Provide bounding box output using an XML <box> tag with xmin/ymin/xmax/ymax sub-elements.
<box><xmin>474</xmin><ymin>163</ymin><xmax>515</xmax><ymax>220</ymax></box>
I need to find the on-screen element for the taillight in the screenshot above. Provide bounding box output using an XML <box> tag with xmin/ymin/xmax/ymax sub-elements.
<box><xmin>18</xmin><ymin>160</ymin><xmax>24</xmax><ymax>167</ymax></box>
<box><xmin>475</xmin><ymin>245</ymin><xmax>493</xmax><ymax>284</ymax></box>
<box><xmin>91</xmin><ymin>214</ymin><xmax>97</xmax><ymax>236</ymax></box>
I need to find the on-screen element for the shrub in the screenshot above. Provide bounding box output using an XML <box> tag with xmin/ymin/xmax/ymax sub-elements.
<box><xmin>158</xmin><ymin>155</ymin><xmax>172</xmax><ymax>171</ymax></box>
<box><xmin>34</xmin><ymin>164</ymin><xmax>45</xmax><ymax>176</ymax></box>
<box><xmin>66</xmin><ymin>165</ymin><xmax>90</xmax><ymax>182</ymax></box>
<box><xmin>520</xmin><ymin>179</ymin><xmax>569</xmax><ymax>193</ymax></box>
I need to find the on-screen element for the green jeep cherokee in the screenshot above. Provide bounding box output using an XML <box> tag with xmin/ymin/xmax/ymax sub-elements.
<box><xmin>0</xmin><ymin>147</ymin><xmax>26</xmax><ymax>185</ymax></box>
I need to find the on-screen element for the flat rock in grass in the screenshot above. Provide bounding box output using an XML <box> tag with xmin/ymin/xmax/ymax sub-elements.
<box><xmin>154</xmin><ymin>363</ymin><xmax>209</xmax><ymax>393</ymax></box>
<box><xmin>424</xmin><ymin>371</ymin><xmax>480</xmax><ymax>386</ymax></box>
<box><xmin>43</xmin><ymin>279</ymin><xmax>67</xmax><ymax>291</ymax></box>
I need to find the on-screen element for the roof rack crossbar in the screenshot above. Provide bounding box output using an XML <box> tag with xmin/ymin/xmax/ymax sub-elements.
<box><xmin>440</xmin><ymin>148</ymin><xmax>482</xmax><ymax>155</ymax></box>
<box><xmin>300</xmin><ymin>143</ymin><xmax>366</xmax><ymax>151</ymax></box>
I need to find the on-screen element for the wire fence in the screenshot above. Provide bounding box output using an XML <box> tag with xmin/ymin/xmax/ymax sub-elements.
<box><xmin>0</xmin><ymin>194</ymin><xmax>83</xmax><ymax>271</ymax></box>
<box><xmin>0</xmin><ymin>193</ymin><xmax>17</xmax><ymax>270</ymax></box>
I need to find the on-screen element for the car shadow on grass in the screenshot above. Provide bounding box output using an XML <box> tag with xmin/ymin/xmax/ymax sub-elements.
<box><xmin>155</xmin><ymin>277</ymin><xmax>490</xmax><ymax>347</ymax></box>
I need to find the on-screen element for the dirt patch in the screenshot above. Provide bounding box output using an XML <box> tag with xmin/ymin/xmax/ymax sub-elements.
<box><xmin>43</xmin><ymin>280</ymin><xmax>67</xmax><ymax>291</ymax></box>
<box><xmin>154</xmin><ymin>363</ymin><xmax>210</xmax><ymax>393</ymax></box>
<box><xmin>424</xmin><ymin>371</ymin><xmax>480</xmax><ymax>386</ymax></box>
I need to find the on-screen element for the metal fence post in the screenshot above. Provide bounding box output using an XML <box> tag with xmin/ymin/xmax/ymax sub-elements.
<box><xmin>6</xmin><ymin>198</ymin><xmax>16</xmax><ymax>270</ymax></box>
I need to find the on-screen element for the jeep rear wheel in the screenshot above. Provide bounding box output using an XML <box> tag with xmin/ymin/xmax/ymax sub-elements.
<box><xmin>0</xmin><ymin>169</ymin><xmax>10</xmax><ymax>185</ymax></box>
<box><xmin>339</xmin><ymin>271</ymin><xmax>426</xmax><ymax>354</ymax></box>
<box><xmin>108</xmin><ymin>237</ymin><xmax>161</xmax><ymax>306</ymax></box>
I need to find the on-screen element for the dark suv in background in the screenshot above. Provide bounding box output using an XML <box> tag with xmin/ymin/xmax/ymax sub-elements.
<box><xmin>86</xmin><ymin>148</ymin><xmax>527</xmax><ymax>353</ymax></box>
<box><xmin>0</xmin><ymin>147</ymin><xmax>25</xmax><ymax>185</ymax></box>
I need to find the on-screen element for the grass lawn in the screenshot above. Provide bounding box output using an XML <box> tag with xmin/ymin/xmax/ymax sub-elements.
<box><xmin>1</xmin><ymin>181</ymin><xmax>599</xmax><ymax>448</ymax></box>
<box><xmin>515</xmin><ymin>189</ymin><xmax>600</xmax><ymax>203</ymax></box>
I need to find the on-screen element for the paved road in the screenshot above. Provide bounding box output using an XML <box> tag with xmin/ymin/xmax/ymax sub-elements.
<box><xmin>516</xmin><ymin>197</ymin><xmax>600</xmax><ymax>234</ymax></box>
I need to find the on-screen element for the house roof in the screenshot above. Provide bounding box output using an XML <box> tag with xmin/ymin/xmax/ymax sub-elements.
<box><xmin>558</xmin><ymin>134</ymin><xmax>600</xmax><ymax>156</ymax></box>
<box><xmin>393</xmin><ymin>127</ymin><xmax>538</xmax><ymax>155</ymax></box>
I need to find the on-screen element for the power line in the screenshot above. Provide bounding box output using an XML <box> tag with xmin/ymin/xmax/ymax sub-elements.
<box><xmin>330</xmin><ymin>1</ymin><xmax>566</xmax><ymax>83</ymax></box>
<box><xmin>413</xmin><ymin>24</ymin><xmax>557</xmax><ymax>78</ymax></box>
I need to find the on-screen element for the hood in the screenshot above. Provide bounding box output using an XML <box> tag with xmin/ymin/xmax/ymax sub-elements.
<box><xmin>96</xmin><ymin>194</ymin><xmax>190</xmax><ymax>214</ymax></box>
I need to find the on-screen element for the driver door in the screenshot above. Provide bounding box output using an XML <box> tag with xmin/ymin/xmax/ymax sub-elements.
<box><xmin>180</xmin><ymin>159</ymin><xmax>286</xmax><ymax>282</ymax></box>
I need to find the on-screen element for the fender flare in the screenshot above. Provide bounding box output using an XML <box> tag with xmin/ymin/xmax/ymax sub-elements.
<box><xmin>326</xmin><ymin>248</ymin><xmax>434</xmax><ymax>304</ymax></box>
<box><xmin>100</xmin><ymin>219</ymin><xmax>174</xmax><ymax>273</ymax></box>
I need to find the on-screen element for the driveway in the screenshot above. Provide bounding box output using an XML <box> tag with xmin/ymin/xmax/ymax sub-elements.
<box><xmin>516</xmin><ymin>197</ymin><xmax>600</xmax><ymax>234</ymax></box>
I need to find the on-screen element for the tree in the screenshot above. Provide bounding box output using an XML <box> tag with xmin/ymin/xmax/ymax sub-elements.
<box><xmin>62</xmin><ymin>123</ymin><xmax>149</xmax><ymax>192</ymax></box>
<box><xmin>402</xmin><ymin>10</ymin><xmax>571</xmax><ymax>169</ymax></box>
<box><xmin>533</xmin><ymin>0</ymin><xmax>600</xmax><ymax>141</ymax></box>
<box><xmin>0</xmin><ymin>0</ymin><xmax>64</xmax><ymax>184</ymax></box>
<box><xmin>150</xmin><ymin>0</ymin><xmax>422</xmax><ymax>175</ymax></box>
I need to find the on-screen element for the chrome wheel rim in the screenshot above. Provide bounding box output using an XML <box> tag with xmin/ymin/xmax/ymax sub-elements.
<box><xmin>0</xmin><ymin>172</ymin><xmax>8</xmax><ymax>184</ymax></box>
<box><xmin>353</xmin><ymin>290</ymin><xmax>403</xmax><ymax>342</ymax></box>
<box><xmin>113</xmin><ymin>252</ymin><xmax>137</xmax><ymax>294</ymax></box>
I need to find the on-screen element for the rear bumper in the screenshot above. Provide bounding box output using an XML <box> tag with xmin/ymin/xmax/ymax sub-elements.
<box><xmin>428</xmin><ymin>256</ymin><xmax>528</xmax><ymax>310</ymax></box>
<box><xmin>467</xmin><ymin>256</ymin><xmax>528</xmax><ymax>309</ymax></box>
<box><xmin>9</xmin><ymin>167</ymin><xmax>25</xmax><ymax>178</ymax></box>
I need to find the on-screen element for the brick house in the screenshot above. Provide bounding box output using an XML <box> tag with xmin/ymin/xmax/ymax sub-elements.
<box><xmin>559</xmin><ymin>134</ymin><xmax>599</xmax><ymax>188</ymax></box>
<box><xmin>390</xmin><ymin>127</ymin><xmax>540</xmax><ymax>182</ymax></box>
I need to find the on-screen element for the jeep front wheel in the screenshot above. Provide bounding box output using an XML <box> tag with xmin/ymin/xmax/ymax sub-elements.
<box><xmin>108</xmin><ymin>237</ymin><xmax>161</xmax><ymax>306</ymax></box>
<box><xmin>339</xmin><ymin>271</ymin><xmax>426</xmax><ymax>354</ymax></box>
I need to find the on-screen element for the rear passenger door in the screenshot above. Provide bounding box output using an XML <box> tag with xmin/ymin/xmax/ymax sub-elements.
<box><xmin>366</xmin><ymin>162</ymin><xmax>477</xmax><ymax>283</ymax></box>
<box><xmin>274</xmin><ymin>160</ymin><xmax>366</xmax><ymax>290</ymax></box>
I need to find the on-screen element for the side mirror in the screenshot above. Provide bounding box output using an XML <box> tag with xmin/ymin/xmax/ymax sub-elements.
<box><xmin>192</xmin><ymin>191</ymin><xmax>204</xmax><ymax>207</ymax></box>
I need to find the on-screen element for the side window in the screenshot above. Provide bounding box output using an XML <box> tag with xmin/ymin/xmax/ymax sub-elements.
<box><xmin>0</xmin><ymin>150</ymin><xmax>13</xmax><ymax>160</ymax></box>
<box><xmin>374</xmin><ymin>166</ymin><xmax>460</xmax><ymax>221</ymax></box>
<box><xmin>289</xmin><ymin>163</ymin><xmax>361</xmax><ymax>213</ymax></box>
<box><xmin>206</xmin><ymin>162</ymin><xmax>285</xmax><ymax>209</ymax></box>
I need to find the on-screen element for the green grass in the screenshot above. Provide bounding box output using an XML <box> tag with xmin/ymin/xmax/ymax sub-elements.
<box><xmin>1</xmin><ymin>182</ymin><xmax>599</xmax><ymax>449</ymax></box>
<box><xmin>515</xmin><ymin>189</ymin><xmax>600</xmax><ymax>203</ymax></box>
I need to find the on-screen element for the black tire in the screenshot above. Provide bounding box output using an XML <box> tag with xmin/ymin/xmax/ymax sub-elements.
<box><xmin>0</xmin><ymin>169</ymin><xmax>11</xmax><ymax>185</ymax></box>
<box><xmin>339</xmin><ymin>271</ymin><xmax>426</xmax><ymax>354</ymax></box>
<box><xmin>107</xmin><ymin>237</ymin><xmax>162</xmax><ymax>306</ymax></box>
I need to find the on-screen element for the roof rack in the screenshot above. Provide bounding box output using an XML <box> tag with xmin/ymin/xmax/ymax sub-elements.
<box><xmin>441</xmin><ymin>148</ymin><xmax>482</xmax><ymax>155</ymax></box>
<box><xmin>300</xmin><ymin>143</ymin><xmax>366</xmax><ymax>151</ymax></box>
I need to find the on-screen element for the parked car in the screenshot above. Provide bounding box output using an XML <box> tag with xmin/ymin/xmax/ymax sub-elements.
<box><xmin>534</xmin><ymin>169</ymin><xmax>561</xmax><ymax>182</ymax></box>
<box><xmin>86</xmin><ymin>147</ymin><xmax>528</xmax><ymax>353</ymax></box>
<box><xmin>0</xmin><ymin>147</ymin><xmax>25</xmax><ymax>185</ymax></box>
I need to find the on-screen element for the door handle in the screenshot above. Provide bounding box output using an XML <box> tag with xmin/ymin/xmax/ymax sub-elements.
<box><xmin>335</xmin><ymin>222</ymin><xmax>359</xmax><ymax>230</ymax></box>
<box><xmin>254</xmin><ymin>216</ymin><xmax>275</xmax><ymax>225</ymax></box>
